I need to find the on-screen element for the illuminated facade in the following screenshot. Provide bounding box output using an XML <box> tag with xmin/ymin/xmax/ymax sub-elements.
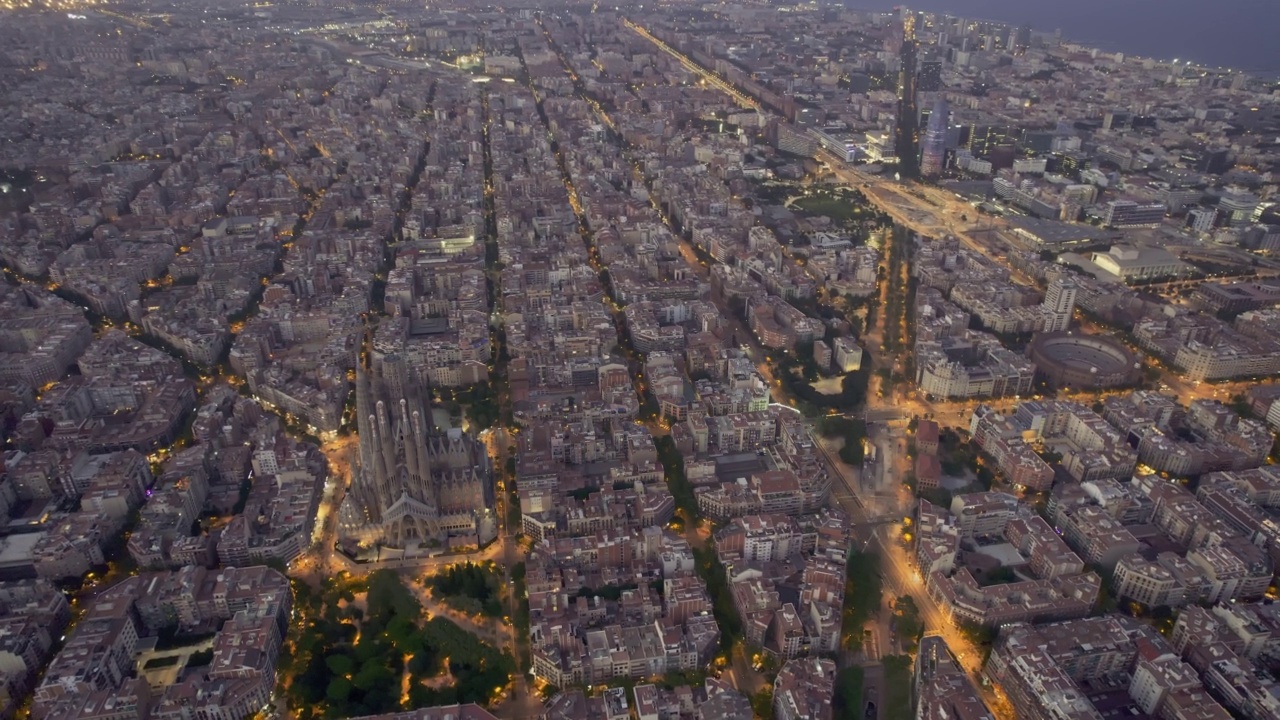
<box><xmin>919</xmin><ymin>96</ymin><xmax>949</xmax><ymax>178</ymax></box>
<box><xmin>338</xmin><ymin>352</ymin><xmax>495</xmax><ymax>549</ymax></box>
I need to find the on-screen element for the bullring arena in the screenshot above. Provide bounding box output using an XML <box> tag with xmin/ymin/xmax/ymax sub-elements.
<box><xmin>1029</xmin><ymin>332</ymin><xmax>1142</xmax><ymax>389</ymax></box>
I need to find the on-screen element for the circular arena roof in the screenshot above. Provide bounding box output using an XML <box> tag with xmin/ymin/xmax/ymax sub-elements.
<box><xmin>1030</xmin><ymin>333</ymin><xmax>1139</xmax><ymax>384</ymax></box>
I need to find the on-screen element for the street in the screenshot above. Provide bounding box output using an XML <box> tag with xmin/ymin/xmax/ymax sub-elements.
<box><xmin>818</xmin><ymin>425</ymin><xmax>1014</xmax><ymax>718</ymax></box>
<box><xmin>619</xmin><ymin>24</ymin><xmax>1016</xmax><ymax>716</ymax></box>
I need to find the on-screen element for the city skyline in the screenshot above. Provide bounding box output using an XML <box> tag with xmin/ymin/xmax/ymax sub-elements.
<box><xmin>0</xmin><ymin>2</ymin><xmax>1279</xmax><ymax>720</ymax></box>
<box><xmin>855</xmin><ymin>0</ymin><xmax>1280</xmax><ymax>75</ymax></box>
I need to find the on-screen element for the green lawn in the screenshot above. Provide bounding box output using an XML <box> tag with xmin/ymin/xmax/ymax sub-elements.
<box><xmin>841</xmin><ymin>551</ymin><xmax>882</xmax><ymax>651</ymax></box>
<box><xmin>834</xmin><ymin>666</ymin><xmax>865</xmax><ymax>718</ymax></box>
<box><xmin>882</xmin><ymin>655</ymin><xmax>913</xmax><ymax>720</ymax></box>
<box><xmin>792</xmin><ymin>194</ymin><xmax>866</xmax><ymax>223</ymax></box>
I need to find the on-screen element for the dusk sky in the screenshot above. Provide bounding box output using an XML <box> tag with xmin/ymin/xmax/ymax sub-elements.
<box><xmin>856</xmin><ymin>0</ymin><xmax>1280</xmax><ymax>75</ymax></box>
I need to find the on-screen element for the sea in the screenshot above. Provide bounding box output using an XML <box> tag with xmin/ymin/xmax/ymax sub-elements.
<box><xmin>851</xmin><ymin>0</ymin><xmax>1280</xmax><ymax>77</ymax></box>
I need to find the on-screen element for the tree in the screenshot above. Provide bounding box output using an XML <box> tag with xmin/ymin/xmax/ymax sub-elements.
<box><xmin>893</xmin><ymin>595</ymin><xmax>924</xmax><ymax>649</ymax></box>
<box><xmin>957</xmin><ymin>620</ymin><xmax>997</xmax><ymax>649</ymax></box>
<box><xmin>353</xmin><ymin>660</ymin><xmax>395</xmax><ymax>692</ymax></box>
<box><xmin>693</xmin><ymin>544</ymin><xmax>743</xmax><ymax>650</ymax></box>
<box><xmin>881</xmin><ymin>655</ymin><xmax>913</xmax><ymax>719</ymax></box>
<box><xmin>426</xmin><ymin>562</ymin><xmax>505</xmax><ymax>618</ymax></box>
<box><xmin>918</xmin><ymin>487</ymin><xmax>952</xmax><ymax>509</ymax></box>
<box><xmin>232</xmin><ymin>477</ymin><xmax>253</xmax><ymax>514</ymax></box>
<box><xmin>1037</xmin><ymin>448</ymin><xmax>1064</xmax><ymax>465</ymax></box>
<box><xmin>655</xmin><ymin>436</ymin><xmax>698</xmax><ymax>520</ymax></box>
<box><xmin>751</xmin><ymin>688</ymin><xmax>775</xmax><ymax>720</ymax></box>
<box><xmin>817</xmin><ymin>415</ymin><xmax>867</xmax><ymax>465</ymax></box>
<box><xmin>833</xmin><ymin>667</ymin><xmax>864</xmax><ymax>719</ymax></box>
<box><xmin>365</xmin><ymin>569</ymin><xmax>422</xmax><ymax>632</ymax></box>
<box><xmin>326</xmin><ymin>654</ymin><xmax>355</xmax><ymax>677</ymax></box>
<box><xmin>387</xmin><ymin>615</ymin><xmax>420</xmax><ymax>647</ymax></box>
<box><xmin>327</xmin><ymin>677</ymin><xmax>353</xmax><ymax>704</ymax></box>
<box><xmin>842</xmin><ymin>552</ymin><xmax>881</xmax><ymax>650</ymax></box>
<box><xmin>1229</xmin><ymin>394</ymin><xmax>1255</xmax><ymax>419</ymax></box>
<box><xmin>407</xmin><ymin>651</ymin><xmax>435</xmax><ymax>675</ymax></box>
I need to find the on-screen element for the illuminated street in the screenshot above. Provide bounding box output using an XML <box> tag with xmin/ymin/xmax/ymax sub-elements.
<box><xmin>4</xmin><ymin>5</ymin><xmax>1277</xmax><ymax>720</ymax></box>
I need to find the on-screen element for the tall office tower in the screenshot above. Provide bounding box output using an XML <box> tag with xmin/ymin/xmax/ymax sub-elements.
<box><xmin>1041</xmin><ymin>276</ymin><xmax>1079</xmax><ymax>332</ymax></box>
<box><xmin>1014</xmin><ymin>25</ymin><xmax>1032</xmax><ymax>50</ymax></box>
<box><xmin>919</xmin><ymin>96</ymin><xmax>949</xmax><ymax>178</ymax></box>
<box><xmin>895</xmin><ymin>12</ymin><xmax>921</xmax><ymax>178</ymax></box>
<box><xmin>918</xmin><ymin>59</ymin><xmax>943</xmax><ymax>92</ymax></box>
<box><xmin>967</xmin><ymin>124</ymin><xmax>1015</xmax><ymax>157</ymax></box>
<box><xmin>338</xmin><ymin>352</ymin><xmax>494</xmax><ymax>550</ymax></box>
<box><xmin>1196</xmin><ymin>146</ymin><xmax>1232</xmax><ymax>175</ymax></box>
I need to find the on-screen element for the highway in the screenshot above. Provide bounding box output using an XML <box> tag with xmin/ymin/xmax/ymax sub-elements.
<box><xmin>623</xmin><ymin>20</ymin><xmax>761</xmax><ymax>112</ymax></box>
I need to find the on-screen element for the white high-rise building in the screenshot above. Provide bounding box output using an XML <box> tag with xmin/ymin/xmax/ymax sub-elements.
<box><xmin>1188</xmin><ymin>207</ymin><xmax>1217</xmax><ymax>235</ymax></box>
<box><xmin>1041</xmin><ymin>277</ymin><xmax>1078</xmax><ymax>332</ymax></box>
